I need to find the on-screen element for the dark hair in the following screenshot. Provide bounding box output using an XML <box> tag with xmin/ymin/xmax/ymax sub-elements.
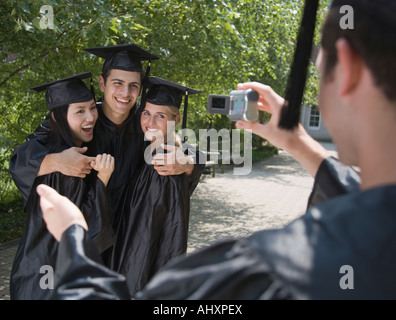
<box><xmin>321</xmin><ymin>4</ymin><xmax>396</xmax><ymax>101</ymax></box>
<box><xmin>49</xmin><ymin>105</ymin><xmax>76</xmax><ymax>151</ymax></box>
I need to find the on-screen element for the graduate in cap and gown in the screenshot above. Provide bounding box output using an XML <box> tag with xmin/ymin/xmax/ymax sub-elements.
<box><xmin>82</xmin><ymin>44</ymin><xmax>158</xmax><ymax>229</ymax></box>
<box><xmin>10</xmin><ymin>73</ymin><xmax>115</xmax><ymax>300</ymax></box>
<box><xmin>109</xmin><ymin>76</ymin><xmax>202</xmax><ymax>296</ymax></box>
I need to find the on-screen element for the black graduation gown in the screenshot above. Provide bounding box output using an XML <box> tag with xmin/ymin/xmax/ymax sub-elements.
<box><xmin>307</xmin><ymin>156</ymin><xmax>361</xmax><ymax>207</ymax></box>
<box><xmin>10</xmin><ymin>148</ymin><xmax>114</xmax><ymax>300</ymax></box>
<box><xmin>49</xmin><ymin>157</ymin><xmax>396</xmax><ymax>300</ymax></box>
<box><xmin>109</xmin><ymin>148</ymin><xmax>202</xmax><ymax>296</ymax></box>
<box><xmin>9</xmin><ymin>118</ymin><xmax>52</xmax><ymax>207</ymax></box>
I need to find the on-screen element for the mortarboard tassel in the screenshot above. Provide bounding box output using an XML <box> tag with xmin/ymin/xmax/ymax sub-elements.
<box><xmin>138</xmin><ymin>87</ymin><xmax>148</xmax><ymax>114</ymax></box>
<box><xmin>182</xmin><ymin>91</ymin><xmax>189</xmax><ymax>142</ymax></box>
<box><xmin>279</xmin><ymin>0</ymin><xmax>319</xmax><ymax>130</ymax></box>
<box><xmin>145</xmin><ymin>60</ymin><xmax>152</xmax><ymax>78</ymax></box>
<box><xmin>138</xmin><ymin>60</ymin><xmax>152</xmax><ymax>113</ymax></box>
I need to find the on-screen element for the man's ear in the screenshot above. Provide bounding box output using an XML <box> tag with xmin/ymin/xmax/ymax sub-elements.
<box><xmin>50</xmin><ymin>111</ymin><xmax>55</xmax><ymax>122</ymax></box>
<box><xmin>336</xmin><ymin>38</ymin><xmax>363</xmax><ymax>96</ymax></box>
<box><xmin>98</xmin><ymin>75</ymin><xmax>106</xmax><ymax>93</ymax></box>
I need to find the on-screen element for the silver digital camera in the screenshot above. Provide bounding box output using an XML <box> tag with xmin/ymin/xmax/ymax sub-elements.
<box><xmin>207</xmin><ymin>89</ymin><xmax>259</xmax><ymax>122</ymax></box>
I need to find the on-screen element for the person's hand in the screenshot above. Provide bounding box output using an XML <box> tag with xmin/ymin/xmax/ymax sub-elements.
<box><xmin>57</xmin><ymin>147</ymin><xmax>97</xmax><ymax>178</ymax></box>
<box><xmin>37</xmin><ymin>184</ymin><xmax>88</xmax><ymax>242</ymax></box>
<box><xmin>235</xmin><ymin>82</ymin><xmax>330</xmax><ymax>177</ymax></box>
<box><xmin>91</xmin><ymin>153</ymin><xmax>115</xmax><ymax>186</ymax></box>
<box><xmin>234</xmin><ymin>82</ymin><xmax>306</xmax><ymax>151</ymax></box>
<box><xmin>152</xmin><ymin>144</ymin><xmax>195</xmax><ymax>176</ymax></box>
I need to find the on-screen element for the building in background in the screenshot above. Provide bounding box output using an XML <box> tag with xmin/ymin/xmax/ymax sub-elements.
<box><xmin>300</xmin><ymin>104</ymin><xmax>332</xmax><ymax>142</ymax></box>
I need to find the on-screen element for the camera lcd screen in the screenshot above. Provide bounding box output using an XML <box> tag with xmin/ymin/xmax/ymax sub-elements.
<box><xmin>211</xmin><ymin>97</ymin><xmax>226</xmax><ymax>110</ymax></box>
<box><xmin>207</xmin><ymin>94</ymin><xmax>230</xmax><ymax>115</ymax></box>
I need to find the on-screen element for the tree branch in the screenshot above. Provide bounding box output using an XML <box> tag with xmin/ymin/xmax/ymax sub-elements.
<box><xmin>0</xmin><ymin>63</ymin><xmax>30</xmax><ymax>88</ymax></box>
<box><xmin>0</xmin><ymin>49</ymin><xmax>50</xmax><ymax>88</ymax></box>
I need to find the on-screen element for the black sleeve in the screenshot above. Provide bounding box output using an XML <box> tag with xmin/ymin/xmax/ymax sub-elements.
<box><xmin>135</xmin><ymin>237</ymin><xmax>292</xmax><ymax>300</ymax></box>
<box><xmin>50</xmin><ymin>224</ymin><xmax>130</xmax><ymax>300</ymax></box>
<box><xmin>9</xmin><ymin>119</ymin><xmax>51</xmax><ymax>207</ymax></box>
<box><xmin>307</xmin><ymin>156</ymin><xmax>361</xmax><ymax>208</ymax></box>
<box><xmin>52</xmin><ymin>225</ymin><xmax>293</xmax><ymax>300</ymax></box>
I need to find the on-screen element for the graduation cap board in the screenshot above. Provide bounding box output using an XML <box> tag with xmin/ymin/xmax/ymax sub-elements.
<box><xmin>143</xmin><ymin>76</ymin><xmax>202</xmax><ymax>139</ymax></box>
<box><xmin>83</xmin><ymin>44</ymin><xmax>159</xmax><ymax>77</ymax></box>
<box><xmin>30</xmin><ymin>72</ymin><xmax>94</xmax><ymax>111</ymax></box>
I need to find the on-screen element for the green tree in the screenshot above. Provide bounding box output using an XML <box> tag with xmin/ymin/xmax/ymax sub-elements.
<box><xmin>1</xmin><ymin>0</ymin><xmax>327</xmax><ymax>142</ymax></box>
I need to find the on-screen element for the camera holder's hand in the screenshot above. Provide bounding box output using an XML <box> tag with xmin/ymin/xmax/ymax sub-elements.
<box><xmin>235</xmin><ymin>82</ymin><xmax>330</xmax><ymax>177</ymax></box>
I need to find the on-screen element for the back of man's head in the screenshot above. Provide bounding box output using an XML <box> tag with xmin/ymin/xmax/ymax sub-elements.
<box><xmin>321</xmin><ymin>0</ymin><xmax>396</xmax><ymax>102</ymax></box>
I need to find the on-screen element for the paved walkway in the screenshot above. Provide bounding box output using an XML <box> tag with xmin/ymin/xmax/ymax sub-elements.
<box><xmin>0</xmin><ymin>142</ymin><xmax>337</xmax><ymax>300</ymax></box>
<box><xmin>187</xmin><ymin>142</ymin><xmax>337</xmax><ymax>253</ymax></box>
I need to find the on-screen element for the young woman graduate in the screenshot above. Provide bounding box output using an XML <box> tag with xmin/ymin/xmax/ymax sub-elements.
<box><xmin>10</xmin><ymin>72</ymin><xmax>115</xmax><ymax>300</ymax></box>
<box><xmin>109</xmin><ymin>76</ymin><xmax>202</xmax><ymax>296</ymax></box>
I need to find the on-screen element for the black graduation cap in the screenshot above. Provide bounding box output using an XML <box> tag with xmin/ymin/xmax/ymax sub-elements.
<box><xmin>30</xmin><ymin>72</ymin><xmax>94</xmax><ymax>111</ymax></box>
<box><xmin>83</xmin><ymin>44</ymin><xmax>159</xmax><ymax>77</ymax></box>
<box><xmin>143</xmin><ymin>76</ymin><xmax>202</xmax><ymax>135</ymax></box>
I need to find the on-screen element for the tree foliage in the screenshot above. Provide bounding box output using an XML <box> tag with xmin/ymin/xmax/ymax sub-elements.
<box><xmin>0</xmin><ymin>0</ymin><xmax>328</xmax><ymax>198</ymax></box>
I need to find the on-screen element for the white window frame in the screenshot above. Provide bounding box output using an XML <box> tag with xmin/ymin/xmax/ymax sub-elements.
<box><xmin>308</xmin><ymin>105</ymin><xmax>321</xmax><ymax>130</ymax></box>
